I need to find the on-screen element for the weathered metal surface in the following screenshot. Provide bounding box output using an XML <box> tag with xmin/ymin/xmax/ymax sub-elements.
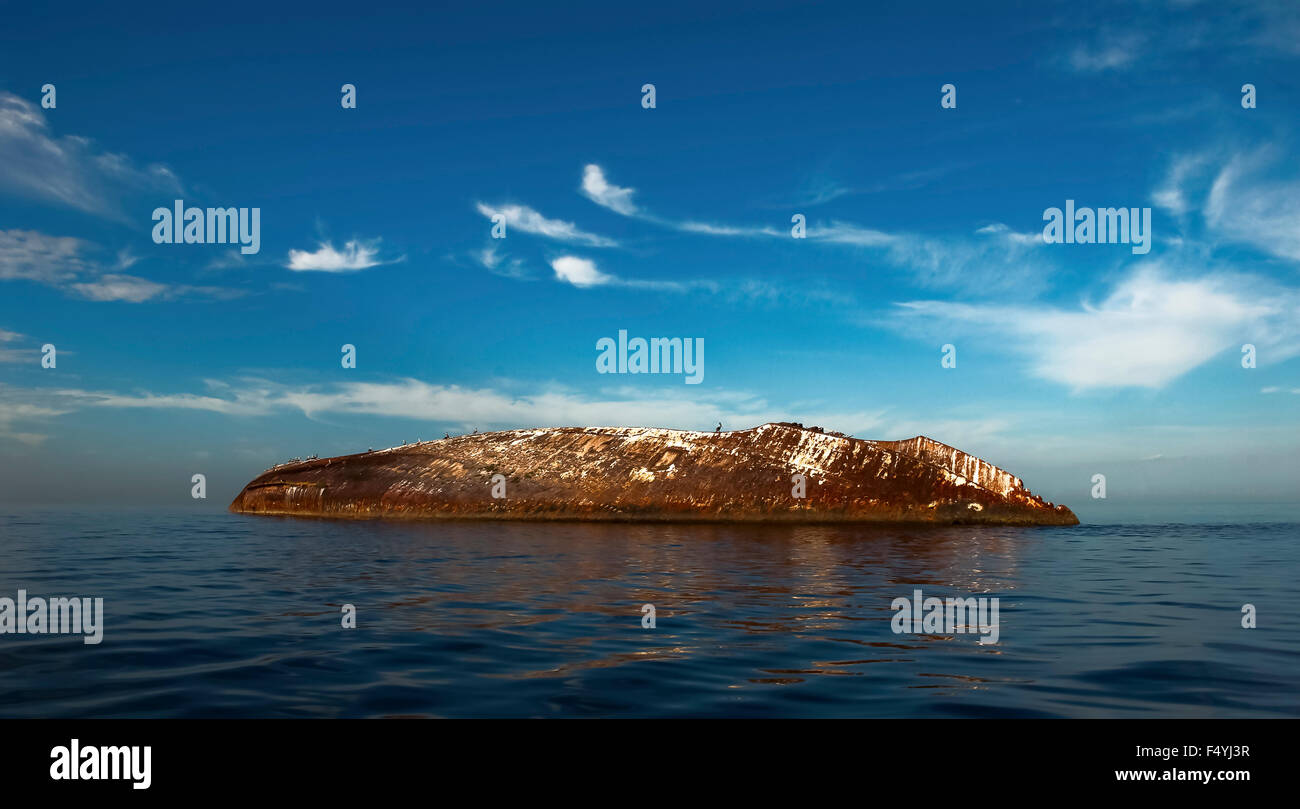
<box><xmin>228</xmin><ymin>423</ymin><xmax>1078</xmax><ymax>525</ymax></box>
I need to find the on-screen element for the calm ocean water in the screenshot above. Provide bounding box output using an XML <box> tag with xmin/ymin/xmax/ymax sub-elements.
<box><xmin>1</xmin><ymin>507</ymin><xmax>1297</xmax><ymax>718</ymax></box>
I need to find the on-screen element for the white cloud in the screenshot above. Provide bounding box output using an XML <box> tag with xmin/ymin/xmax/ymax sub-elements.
<box><xmin>1203</xmin><ymin>149</ymin><xmax>1300</xmax><ymax>262</ymax></box>
<box><xmin>485</xmin><ymin>251</ymin><xmax>840</xmax><ymax>300</ymax></box>
<box><xmin>114</xmin><ymin>248</ymin><xmax>141</xmax><ymax>270</ymax></box>
<box><xmin>877</xmin><ymin>229</ymin><xmax>1052</xmax><ymax>296</ymax></box>
<box><xmin>59</xmin><ymin>386</ymin><xmax>270</xmax><ymax>415</ymax></box>
<box><xmin>577</xmin><ymin>164</ymin><xmax>783</xmax><ymax>238</ymax></box>
<box><xmin>69</xmin><ymin>273</ymin><xmax>169</xmax><ymax>303</ymax></box>
<box><xmin>678</xmin><ymin>216</ymin><xmax>1045</xmax><ymax>295</ymax></box>
<box><xmin>1152</xmin><ymin>153</ymin><xmax>1212</xmax><ymax>216</ymax></box>
<box><xmin>0</xmin><ymin>328</ymin><xmax>30</xmax><ymax>364</ymax></box>
<box><xmin>0</xmin><ymin>384</ymin><xmax>72</xmax><ymax>444</ymax></box>
<box><xmin>550</xmin><ymin>255</ymin><xmax>612</xmax><ymax>287</ymax></box>
<box><xmin>10</xmin><ymin>370</ymin><xmax>1300</xmax><ymax>504</ymax></box>
<box><xmin>0</xmin><ymin>229</ymin><xmax>235</xmax><ymax>302</ymax></box>
<box><xmin>0</xmin><ymin>92</ymin><xmax>181</xmax><ymax>218</ymax></box>
<box><xmin>482</xmin><ymin>165</ymin><xmax>1055</xmax><ymax>298</ymax></box>
<box><xmin>580</xmin><ymin>164</ymin><xmax>638</xmax><ymax>215</ymax></box>
<box><xmin>476</xmin><ymin>202</ymin><xmax>616</xmax><ymax>247</ymax></box>
<box><xmin>894</xmin><ymin>265</ymin><xmax>1300</xmax><ymax>390</ymax></box>
<box><xmin>1059</xmin><ymin>3</ymin><xmax>1300</xmax><ymax>82</ymax></box>
<box><xmin>678</xmin><ymin>221</ymin><xmax>782</xmax><ymax>238</ymax></box>
<box><xmin>793</xmin><ymin>177</ymin><xmax>855</xmax><ymax>206</ymax></box>
<box><xmin>21</xmin><ymin>373</ymin><xmax>1300</xmax><ymax>500</ymax></box>
<box><xmin>478</xmin><ymin>244</ymin><xmax>502</xmax><ymax>270</ymax></box>
<box><xmin>512</xmin><ymin>164</ymin><xmax>1041</xmax><ymax>295</ymax></box>
<box><xmin>286</xmin><ymin>239</ymin><xmax>402</xmax><ymax>272</ymax></box>
<box><xmin>811</xmin><ymin>221</ymin><xmax>898</xmax><ymax>247</ymax></box>
<box><xmin>0</xmin><ymin>229</ymin><xmax>88</xmax><ymax>284</ymax></box>
<box><xmin>674</xmin><ymin>217</ymin><xmax>898</xmax><ymax>245</ymax></box>
<box><xmin>1065</xmin><ymin>32</ymin><xmax>1143</xmax><ymax>72</ymax></box>
<box><xmin>546</xmin><ymin>255</ymin><xmax>724</xmax><ymax>293</ymax></box>
<box><xmin>565</xmin><ymin>166</ymin><xmax>1042</xmax><ymax>294</ymax></box>
<box><xmin>975</xmin><ymin>223</ymin><xmax>1041</xmax><ymax>246</ymax></box>
<box><xmin>206</xmin><ymin>250</ymin><xmax>247</xmax><ymax>270</ymax></box>
<box><xmin>41</xmin><ymin>376</ymin><xmax>886</xmax><ymax>437</ymax></box>
<box><xmin>475</xmin><ymin>244</ymin><xmax>531</xmax><ymax>280</ymax></box>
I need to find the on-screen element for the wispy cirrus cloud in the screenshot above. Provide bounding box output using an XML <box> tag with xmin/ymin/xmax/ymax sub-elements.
<box><xmin>1065</xmin><ymin>31</ymin><xmax>1144</xmax><ymax>72</ymax></box>
<box><xmin>475</xmin><ymin>202</ymin><xmax>617</xmax><ymax>247</ymax></box>
<box><xmin>893</xmin><ymin>263</ymin><xmax>1300</xmax><ymax>390</ymax></box>
<box><xmin>791</xmin><ymin>177</ymin><xmax>855</xmax><ymax>207</ymax></box>
<box><xmin>206</xmin><ymin>250</ymin><xmax>248</xmax><ymax>271</ymax></box>
<box><xmin>975</xmin><ymin>223</ymin><xmax>1041</xmax><ymax>246</ymax></box>
<box><xmin>551</xmin><ymin>254</ymin><xmax>794</xmax><ymax>296</ymax></box>
<box><xmin>1151</xmin><ymin>146</ymin><xmax>1300</xmax><ymax>263</ymax></box>
<box><xmin>0</xmin><ymin>92</ymin><xmax>181</xmax><ymax>219</ymax></box>
<box><xmin>475</xmin><ymin>244</ymin><xmax>532</xmax><ymax>280</ymax></box>
<box><xmin>547</xmin><ymin>255</ymin><xmax>709</xmax><ymax>293</ymax></box>
<box><xmin>68</xmin><ymin>274</ymin><xmax>171</xmax><ymax>303</ymax></box>
<box><xmin>575</xmin><ymin>165</ymin><xmax>1049</xmax><ymax>295</ymax></box>
<box><xmin>1152</xmin><ymin>152</ymin><xmax>1213</xmax><ymax>217</ymax></box>
<box><xmin>286</xmin><ymin>239</ymin><xmax>404</xmax><ymax>272</ymax></box>
<box><xmin>0</xmin><ymin>229</ymin><xmax>88</xmax><ymax>285</ymax></box>
<box><xmin>869</xmin><ymin>225</ymin><xmax>1054</xmax><ymax>296</ymax></box>
<box><xmin>0</xmin><ymin>228</ymin><xmax>236</xmax><ymax>302</ymax></box>
<box><xmin>35</xmin><ymin>373</ymin><xmax>1183</xmax><ymax>471</ymax></box>
<box><xmin>22</xmin><ymin>376</ymin><xmax>886</xmax><ymax>438</ymax></box>
<box><xmin>580</xmin><ymin>164</ymin><xmax>638</xmax><ymax>216</ymax></box>
<box><xmin>478</xmin><ymin>164</ymin><xmax>1043</xmax><ymax>298</ymax></box>
<box><xmin>0</xmin><ymin>382</ymin><xmax>73</xmax><ymax>445</ymax></box>
<box><xmin>677</xmin><ymin>221</ymin><xmax>782</xmax><ymax>238</ymax></box>
<box><xmin>578</xmin><ymin>164</ymin><xmax>781</xmax><ymax>237</ymax></box>
<box><xmin>809</xmin><ymin>222</ymin><xmax>898</xmax><ymax>247</ymax></box>
<box><xmin>1203</xmin><ymin>148</ymin><xmax>1300</xmax><ymax>262</ymax></box>
<box><xmin>52</xmin><ymin>381</ymin><xmax>273</xmax><ymax>415</ymax></box>
<box><xmin>1054</xmin><ymin>2</ymin><xmax>1300</xmax><ymax>76</ymax></box>
<box><xmin>578</xmin><ymin>166</ymin><xmax>899</xmax><ymax>246</ymax></box>
<box><xmin>478</xmin><ymin>239</ymin><xmax>850</xmax><ymax>302</ymax></box>
<box><xmin>19</xmin><ymin>372</ymin><xmax>1300</xmax><ymax>493</ymax></box>
<box><xmin>0</xmin><ymin>329</ymin><xmax>33</xmax><ymax>364</ymax></box>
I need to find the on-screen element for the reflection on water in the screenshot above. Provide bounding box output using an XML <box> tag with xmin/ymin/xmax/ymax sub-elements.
<box><xmin>0</xmin><ymin>509</ymin><xmax>1297</xmax><ymax>717</ymax></box>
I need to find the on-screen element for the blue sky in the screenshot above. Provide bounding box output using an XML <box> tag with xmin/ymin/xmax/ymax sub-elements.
<box><xmin>1</xmin><ymin>0</ymin><xmax>1299</xmax><ymax>517</ymax></box>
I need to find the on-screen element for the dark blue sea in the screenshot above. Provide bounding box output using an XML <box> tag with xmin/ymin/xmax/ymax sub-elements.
<box><xmin>2</xmin><ymin>507</ymin><xmax>1297</xmax><ymax>718</ymax></box>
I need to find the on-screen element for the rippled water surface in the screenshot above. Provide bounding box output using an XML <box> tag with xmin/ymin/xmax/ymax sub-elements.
<box><xmin>1</xmin><ymin>508</ymin><xmax>1297</xmax><ymax>717</ymax></box>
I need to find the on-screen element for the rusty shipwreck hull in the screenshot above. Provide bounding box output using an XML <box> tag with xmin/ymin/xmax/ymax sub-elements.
<box><xmin>228</xmin><ymin>423</ymin><xmax>1078</xmax><ymax>526</ymax></box>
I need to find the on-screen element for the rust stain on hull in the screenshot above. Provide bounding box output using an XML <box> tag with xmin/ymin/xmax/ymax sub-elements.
<box><xmin>228</xmin><ymin>423</ymin><xmax>1079</xmax><ymax>526</ymax></box>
